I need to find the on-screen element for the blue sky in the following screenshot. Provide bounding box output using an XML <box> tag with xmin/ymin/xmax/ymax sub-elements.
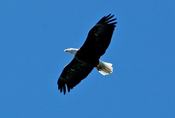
<box><xmin>0</xmin><ymin>0</ymin><xmax>175</xmax><ymax>118</ymax></box>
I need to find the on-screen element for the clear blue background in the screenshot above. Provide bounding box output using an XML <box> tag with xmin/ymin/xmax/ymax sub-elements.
<box><xmin>0</xmin><ymin>0</ymin><xmax>175</xmax><ymax>118</ymax></box>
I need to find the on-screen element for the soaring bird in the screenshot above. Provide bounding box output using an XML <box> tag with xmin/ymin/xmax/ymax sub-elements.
<box><xmin>58</xmin><ymin>14</ymin><xmax>117</xmax><ymax>94</ymax></box>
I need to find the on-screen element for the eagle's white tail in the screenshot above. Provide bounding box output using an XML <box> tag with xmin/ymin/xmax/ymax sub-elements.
<box><xmin>95</xmin><ymin>60</ymin><xmax>113</xmax><ymax>75</ymax></box>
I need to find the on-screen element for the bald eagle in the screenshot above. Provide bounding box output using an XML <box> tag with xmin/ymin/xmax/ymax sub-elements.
<box><xmin>58</xmin><ymin>14</ymin><xmax>117</xmax><ymax>94</ymax></box>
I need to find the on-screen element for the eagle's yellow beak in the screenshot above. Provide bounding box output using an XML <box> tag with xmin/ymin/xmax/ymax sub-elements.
<box><xmin>64</xmin><ymin>49</ymin><xmax>68</xmax><ymax>52</ymax></box>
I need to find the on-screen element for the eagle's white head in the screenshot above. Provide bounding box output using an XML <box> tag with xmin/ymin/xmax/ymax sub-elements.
<box><xmin>64</xmin><ymin>48</ymin><xmax>79</xmax><ymax>56</ymax></box>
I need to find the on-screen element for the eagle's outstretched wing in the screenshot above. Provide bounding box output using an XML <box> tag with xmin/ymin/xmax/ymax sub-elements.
<box><xmin>77</xmin><ymin>14</ymin><xmax>117</xmax><ymax>63</ymax></box>
<box><xmin>58</xmin><ymin>58</ymin><xmax>94</xmax><ymax>94</ymax></box>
